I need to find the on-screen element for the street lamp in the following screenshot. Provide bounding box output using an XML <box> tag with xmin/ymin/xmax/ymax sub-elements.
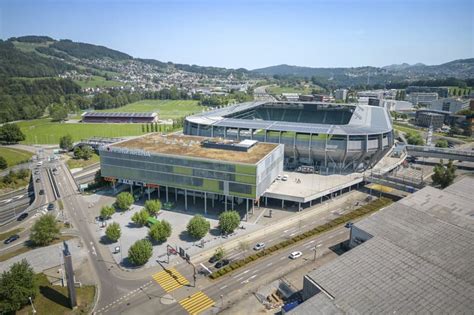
<box><xmin>220</xmin><ymin>294</ymin><xmax>224</xmax><ymax>308</ymax></box>
<box><xmin>29</xmin><ymin>297</ymin><xmax>36</xmax><ymax>314</ymax></box>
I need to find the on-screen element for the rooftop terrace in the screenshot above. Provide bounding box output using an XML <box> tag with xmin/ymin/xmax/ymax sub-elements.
<box><xmin>110</xmin><ymin>133</ymin><xmax>279</xmax><ymax>164</ymax></box>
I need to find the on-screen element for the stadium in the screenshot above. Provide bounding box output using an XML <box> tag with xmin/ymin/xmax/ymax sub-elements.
<box><xmin>184</xmin><ymin>101</ymin><xmax>394</xmax><ymax>173</ymax></box>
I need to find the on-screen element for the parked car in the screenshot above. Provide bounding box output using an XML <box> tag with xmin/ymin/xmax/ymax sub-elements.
<box><xmin>215</xmin><ymin>259</ymin><xmax>229</xmax><ymax>269</ymax></box>
<box><xmin>39</xmin><ymin>189</ymin><xmax>45</xmax><ymax>195</ymax></box>
<box><xmin>345</xmin><ymin>222</ymin><xmax>353</xmax><ymax>228</ymax></box>
<box><xmin>254</xmin><ymin>242</ymin><xmax>266</xmax><ymax>251</ymax></box>
<box><xmin>289</xmin><ymin>251</ymin><xmax>302</xmax><ymax>259</ymax></box>
<box><xmin>282</xmin><ymin>175</ymin><xmax>289</xmax><ymax>181</ymax></box>
<box><xmin>17</xmin><ymin>213</ymin><xmax>28</xmax><ymax>221</ymax></box>
<box><xmin>47</xmin><ymin>203</ymin><xmax>55</xmax><ymax>211</ymax></box>
<box><xmin>208</xmin><ymin>255</ymin><xmax>220</xmax><ymax>263</ymax></box>
<box><xmin>3</xmin><ymin>234</ymin><xmax>20</xmax><ymax>244</ymax></box>
<box><xmin>276</xmin><ymin>175</ymin><xmax>282</xmax><ymax>180</ymax></box>
<box><xmin>35</xmin><ymin>178</ymin><xmax>40</xmax><ymax>183</ymax></box>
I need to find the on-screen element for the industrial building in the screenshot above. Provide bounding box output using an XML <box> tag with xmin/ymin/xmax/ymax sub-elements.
<box><xmin>415</xmin><ymin>110</ymin><xmax>445</xmax><ymax>129</ymax></box>
<box><xmin>292</xmin><ymin>176</ymin><xmax>474</xmax><ymax>314</ymax></box>
<box><xmin>184</xmin><ymin>101</ymin><xmax>394</xmax><ymax>173</ymax></box>
<box><xmin>405</xmin><ymin>86</ymin><xmax>449</xmax><ymax>98</ymax></box>
<box><xmin>81</xmin><ymin>112</ymin><xmax>158</xmax><ymax>123</ymax></box>
<box><xmin>427</xmin><ymin>97</ymin><xmax>468</xmax><ymax>113</ymax></box>
<box><xmin>334</xmin><ymin>89</ymin><xmax>347</xmax><ymax>101</ymax></box>
<box><xmin>99</xmin><ymin>134</ymin><xmax>283</xmax><ymax>214</ymax></box>
<box><xmin>408</xmin><ymin>92</ymin><xmax>438</xmax><ymax>106</ymax></box>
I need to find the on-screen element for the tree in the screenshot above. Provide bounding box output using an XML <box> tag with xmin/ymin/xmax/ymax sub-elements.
<box><xmin>406</xmin><ymin>132</ymin><xmax>424</xmax><ymax>145</ymax></box>
<box><xmin>59</xmin><ymin>134</ymin><xmax>73</xmax><ymax>151</ymax></box>
<box><xmin>431</xmin><ymin>159</ymin><xmax>456</xmax><ymax>188</ymax></box>
<box><xmin>0</xmin><ymin>123</ymin><xmax>25</xmax><ymax>144</ymax></box>
<box><xmin>105</xmin><ymin>222</ymin><xmax>121</xmax><ymax>242</ymax></box>
<box><xmin>30</xmin><ymin>214</ymin><xmax>60</xmax><ymax>246</ymax></box>
<box><xmin>435</xmin><ymin>139</ymin><xmax>449</xmax><ymax>148</ymax></box>
<box><xmin>80</xmin><ymin>145</ymin><xmax>93</xmax><ymax>160</ymax></box>
<box><xmin>218</xmin><ymin>210</ymin><xmax>240</xmax><ymax>234</ymax></box>
<box><xmin>131</xmin><ymin>209</ymin><xmax>149</xmax><ymax>226</ymax></box>
<box><xmin>144</xmin><ymin>199</ymin><xmax>161</xmax><ymax>217</ymax></box>
<box><xmin>116</xmin><ymin>192</ymin><xmax>134</xmax><ymax>210</ymax></box>
<box><xmin>128</xmin><ymin>239</ymin><xmax>153</xmax><ymax>266</ymax></box>
<box><xmin>186</xmin><ymin>215</ymin><xmax>210</xmax><ymax>239</ymax></box>
<box><xmin>148</xmin><ymin>220</ymin><xmax>172</xmax><ymax>242</ymax></box>
<box><xmin>49</xmin><ymin>103</ymin><xmax>68</xmax><ymax>121</ymax></box>
<box><xmin>214</xmin><ymin>247</ymin><xmax>224</xmax><ymax>260</ymax></box>
<box><xmin>0</xmin><ymin>259</ymin><xmax>38</xmax><ymax>313</ymax></box>
<box><xmin>0</xmin><ymin>156</ymin><xmax>7</xmax><ymax>170</ymax></box>
<box><xmin>100</xmin><ymin>205</ymin><xmax>116</xmax><ymax>220</ymax></box>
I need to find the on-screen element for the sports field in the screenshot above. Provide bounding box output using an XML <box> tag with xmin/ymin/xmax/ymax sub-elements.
<box><xmin>99</xmin><ymin>100</ymin><xmax>203</xmax><ymax>119</ymax></box>
<box><xmin>17</xmin><ymin>119</ymin><xmax>145</xmax><ymax>144</ymax></box>
<box><xmin>0</xmin><ymin>147</ymin><xmax>33</xmax><ymax>167</ymax></box>
<box><xmin>267</xmin><ymin>85</ymin><xmax>321</xmax><ymax>95</ymax></box>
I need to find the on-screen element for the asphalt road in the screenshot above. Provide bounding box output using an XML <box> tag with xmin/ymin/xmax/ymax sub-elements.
<box><xmin>105</xmin><ymin>225</ymin><xmax>350</xmax><ymax>315</ymax></box>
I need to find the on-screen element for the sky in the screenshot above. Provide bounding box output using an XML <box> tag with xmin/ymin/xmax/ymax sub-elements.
<box><xmin>1</xmin><ymin>0</ymin><xmax>473</xmax><ymax>69</ymax></box>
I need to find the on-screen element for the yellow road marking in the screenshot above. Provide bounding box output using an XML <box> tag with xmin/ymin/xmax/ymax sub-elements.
<box><xmin>152</xmin><ymin>268</ymin><xmax>190</xmax><ymax>292</ymax></box>
<box><xmin>179</xmin><ymin>291</ymin><xmax>215</xmax><ymax>315</ymax></box>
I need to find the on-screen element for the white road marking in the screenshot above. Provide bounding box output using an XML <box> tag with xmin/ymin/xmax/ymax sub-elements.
<box><xmin>234</xmin><ymin>269</ymin><xmax>250</xmax><ymax>278</ymax></box>
<box><xmin>283</xmin><ymin>229</ymin><xmax>289</xmax><ymax>233</ymax></box>
<box><xmin>252</xmin><ymin>268</ymin><xmax>259</xmax><ymax>274</ymax></box>
<box><xmin>280</xmin><ymin>256</ymin><xmax>286</xmax><ymax>260</ymax></box>
<box><xmin>304</xmin><ymin>240</ymin><xmax>316</xmax><ymax>246</ymax></box>
<box><xmin>241</xmin><ymin>274</ymin><xmax>258</xmax><ymax>284</ymax></box>
<box><xmin>220</xmin><ymin>285</ymin><xmax>228</xmax><ymax>290</ymax></box>
<box><xmin>266</xmin><ymin>262</ymin><xmax>273</xmax><ymax>267</ymax></box>
<box><xmin>289</xmin><ymin>232</ymin><xmax>296</xmax><ymax>236</ymax></box>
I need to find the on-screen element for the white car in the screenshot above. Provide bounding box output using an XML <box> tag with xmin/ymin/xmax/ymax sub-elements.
<box><xmin>254</xmin><ymin>242</ymin><xmax>266</xmax><ymax>251</ymax></box>
<box><xmin>282</xmin><ymin>175</ymin><xmax>289</xmax><ymax>181</ymax></box>
<box><xmin>276</xmin><ymin>175</ymin><xmax>282</xmax><ymax>180</ymax></box>
<box><xmin>289</xmin><ymin>251</ymin><xmax>302</xmax><ymax>259</ymax></box>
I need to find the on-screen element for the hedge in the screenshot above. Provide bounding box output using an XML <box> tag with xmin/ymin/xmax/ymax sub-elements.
<box><xmin>208</xmin><ymin>197</ymin><xmax>392</xmax><ymax>279</ymax></box>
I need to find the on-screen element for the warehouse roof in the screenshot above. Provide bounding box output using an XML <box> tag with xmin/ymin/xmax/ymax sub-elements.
<box><xmin>292</xmin><ymin>176</ymin><xmax>474</xmax><ymax>314</ymax></box>
<box><xmin>109</xmin><ymin>133</ymin><xmax>279</xmax><ymax>164</ymax></box>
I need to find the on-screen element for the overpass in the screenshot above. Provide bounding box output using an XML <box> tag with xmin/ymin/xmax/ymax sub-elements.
<box><xmin>405</xmin><ymin>145</ymin><xmax>474</xmax><ymax>162</ymax></box>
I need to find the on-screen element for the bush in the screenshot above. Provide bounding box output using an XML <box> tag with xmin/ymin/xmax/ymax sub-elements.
<box><xmin>30</xmin><ymin>214</ymin><xmax>60</xmax><ymax>246</ymax></box>
<box><xmin>105</xmin><ymin>222</ymin><xmax>121</xmax><ymax>242</ymax></box>
<box><xmin>131</xmin><ymin>209</ymin><xmax>149</xmax><ymax>227</ymax></box>
<box><xmin>128</xmin><ymin>239</ymin><xmax>153</xmax><ymax>266</ymax></box>
<box><xmin>0</xmin><ymin>156</ymin><xmax>7</xmax><ymax>170</ymax></box>
<box><xmin>148</xmin><ymin>220</ymin><xmax>172</xmax><ymax>242</ymax></box>
<box><xmin>100</xmin><ymin>205</ymin><xmax>115</xmax><ymax>220</ymax></box>
<box><xmin>218</xmin><ymin>210</ymin><xmax>240</xmax><ymax>234</ymax></box>
<box><xmin>186</xmin><ymin>215</ymin><xmax>211</xmax><ymax>239</ymax></box>
<box><xmin>144</xmin><ymin>199</ymin><xmax>161</xmax><ymax>217</ymax></box>
<box><xmin>116</xmin><ymin>192</ymin><xmax>134</xmax><ymax>210</ymax></box>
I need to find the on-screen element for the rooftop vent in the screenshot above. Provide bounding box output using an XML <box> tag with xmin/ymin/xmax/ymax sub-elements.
<box><xmin>201</xmin><ymin>139</ymin><xmax>258</xmax><ymax>152</ymax></box>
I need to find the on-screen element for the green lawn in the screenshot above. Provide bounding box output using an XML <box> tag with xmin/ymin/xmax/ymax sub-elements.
<box><xmin>393</xmin><ymin>123</ymin><xmax>424</xmax><ymax>134</ymax></box>
<box><xmin>0</xmin><ymin>147</ymin><xmax>33</xmax><ymax>167</ymax></box>
<box><xmin>17</xmin><ymin>273</ymin><xmax>95</xmax><ymax>315</ymax></box>
<box><xmin>99</xmin><ymin>99</ymin><xmax>203</xmax><ymax>119</ymax></box>
<box><xmin>66</xmin><ymin>153</ymin><xmax>100</xmax><ymax>169</ymax></box>
<box><xmin>17</xmin><ymin>119</ymin><xmax>145</xmax><ymax>144</ymax></box>
<box><xmin>74</xmin><ymin>75</ymin><xmax>123</xmax><ymax>88</ymax></box>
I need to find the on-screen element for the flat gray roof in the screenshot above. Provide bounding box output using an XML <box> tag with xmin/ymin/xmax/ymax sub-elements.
<box><xmin>293</xmin><ymin>176</ymin><xmax>474</xmax><ymax>314</ymax></box>
<box><xmin>186</xmin><ymin>101</ymin><xmax>393</xmax><ymax>135</ymax></box>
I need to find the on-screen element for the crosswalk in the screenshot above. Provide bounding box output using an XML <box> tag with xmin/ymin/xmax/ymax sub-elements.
<box><xmin>179</xmin><ymin>291</ymin><xmax>215</xmax><ymax>315</ymax></box>
<box><xmin>152</xmin><ymin>268</ymin><xmax>190</xmax><ymax>292</ymax></box>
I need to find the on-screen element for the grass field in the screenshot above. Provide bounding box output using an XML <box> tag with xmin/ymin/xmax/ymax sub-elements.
<box><xmin>17</xmin><ymin>119</ymin><xmax>145</xmax><ymax>144</ymax></box>
<box><xmin>99</xmin><ymin>100</ymin><xmax>203</xmax><ymax>120</ymax></box>
<box><xmin>74</xmin><ymin>75</ymin><xmax>123</xmax><ymax>88</ymax></box>
<box><xmin>267</xmin><ymin>85</ymin><xmax>321</xmax><ymax>95</ymax></box>
<box><xmin>0</xmin><ymin>147</ymin><xmax>33</xmax><ymax>167</ymax></box>
<box><xmin>17</xmin><ymin>273</ymin><xmax>95</xmax><ymax>315</ymax></box>
<box><xmin>66</xmin><ymin>153</ymin><xmax>100</xmax><ymax>169</ymax></box>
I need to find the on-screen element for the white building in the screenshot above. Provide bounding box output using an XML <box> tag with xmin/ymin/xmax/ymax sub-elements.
<box><xmin>408</xmin><ymin>92</ymin><xmax>438</xmax><ymax>106</ymax></box>
<box><xmin>334</xmin><ymin>89</ymin><xmax>348</xmax><ymax>101</ymax></box>
<box><xmin>427</xmin><ymin>98</ymin><xmax>469</xmax><ymax>114</ymax></box>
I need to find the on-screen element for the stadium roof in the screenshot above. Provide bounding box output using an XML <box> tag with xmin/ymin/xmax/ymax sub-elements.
<box><xmin>186</xmin><ymin>101</ymin><xmax>392</xmax><ymax>136</ymax></box>
<box><xmin>82</xmin><ymin>112</ymin><xmax>157</xmax><ymax>118</ymax></box>
<box><xmin>108</xmin><ymin>134</ymin><xmax>280</xmax><ymax>164</ymax></box>
<box><xmin>292</xmin><ymin>176</ymin><xmax>474</xmax><ymax>314</ymax></box>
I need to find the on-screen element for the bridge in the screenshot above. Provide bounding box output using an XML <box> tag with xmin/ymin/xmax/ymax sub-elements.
<box><xmin>405</xmin><ymin>145</ymin><xmax>474</xmax><ymax>162</ymax></box>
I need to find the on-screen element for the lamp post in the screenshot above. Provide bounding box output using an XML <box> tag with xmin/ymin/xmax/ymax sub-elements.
<box><xmin>29</xmin><ymin>297</ymin><xmax>36</xmax><ymax>314</ymax></box>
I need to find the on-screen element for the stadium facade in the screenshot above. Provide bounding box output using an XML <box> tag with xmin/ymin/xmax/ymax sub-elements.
<box><xmin>184</xmin><ymin>101</ymin><xmax>394</xmax><ymax>173</ymax></box>
<box><xmin>99</xmin><ymin>134</ymin><xmax>283</xmax><ymax>213</ymax></box>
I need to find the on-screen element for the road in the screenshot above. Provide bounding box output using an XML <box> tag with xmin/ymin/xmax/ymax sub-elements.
<box><xmin>103</xmin><ymin>224</ymin><xmax>350</xmax><ymax>314</ymax></box>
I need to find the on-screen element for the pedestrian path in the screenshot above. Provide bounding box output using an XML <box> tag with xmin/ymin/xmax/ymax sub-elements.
<box><xmin>152</xmin><ymin>268</ymin><xmax>190</xmax><ymax>292</ymax></box>
<box><xmin>179</xmin><ymin>291</ymin><xmax>215</xmax><ymax>315</ymax></box>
